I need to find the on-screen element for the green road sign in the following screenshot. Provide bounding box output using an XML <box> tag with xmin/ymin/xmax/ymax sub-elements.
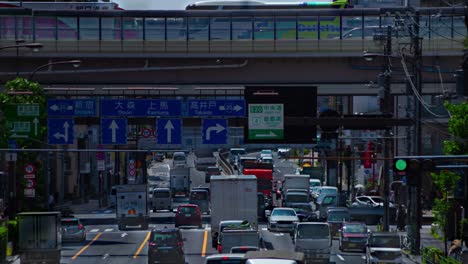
<box><xmin>5</xmin><ymin>104</ymin><xmax>41</xmax><ymax>140</ymax></box>
<box><xmin>248</xmin><ymin>103</ymin><xmax>284</xmax><ymax>140</ymax></box>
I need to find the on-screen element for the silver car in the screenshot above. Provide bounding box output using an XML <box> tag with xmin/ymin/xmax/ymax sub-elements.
<box><xmin>267</xmin><ymin>208</ymin><xmax>299</xmax><ymax>233</ymax></box>
<box><xmin>61</xmin><ymin>217</ymin><xmax>86</xmax><ymax>242</ymax></box>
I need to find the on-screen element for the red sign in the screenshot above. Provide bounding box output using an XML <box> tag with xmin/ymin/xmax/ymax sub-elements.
<box><xmin>24</xmin><ymin>164</ymin><xmax>35</xmax><ymax>174</ymax></box>
<box><xmin>25</xmin><ymin>179</ymin><xmax>36</xmax><ymax>189</ymax></box>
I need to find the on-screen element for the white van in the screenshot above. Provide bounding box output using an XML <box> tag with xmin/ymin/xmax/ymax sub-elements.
<box><xmin>293</xmin><ymin>222</ymin><xmax>332</xmax><ymax>263</ymax></box>
<box><xmin>172</xmin><ymin>152</ymin><xmax>187</xmax><ymax>167</ymax></box>
<box><xmin>151</xmin><ymin>187</ymin><xmax>172</xmax><ymax>211</ymax></box>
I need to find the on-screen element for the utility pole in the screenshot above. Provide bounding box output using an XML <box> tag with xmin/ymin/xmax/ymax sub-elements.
<box><xmin>382</xmin><ymin>25</ymin><xmax>393</xmax><ymax>232</ymax></box>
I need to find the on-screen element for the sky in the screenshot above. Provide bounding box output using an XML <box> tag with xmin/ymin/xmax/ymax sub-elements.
<box><xmin>114</xmin><ymin>0</ymin><xmax>292</xmax><ymax>10</ymax></box>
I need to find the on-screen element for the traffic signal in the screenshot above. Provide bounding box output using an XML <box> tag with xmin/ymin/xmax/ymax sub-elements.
<box><xmin>393</xmin><ymin>158</ymin><xmax>435</xmax><ymax>185</ymax></box>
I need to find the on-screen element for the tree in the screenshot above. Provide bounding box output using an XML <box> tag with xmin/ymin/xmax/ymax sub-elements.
<box><xmin>430</xmin><ymin>102</ymin><xmax>468</xmax><ymax>256</ymax></box>
<box><xmin>0</xmin><ymin>77</ymin><xmax>47</xmax><ymax>211</ymax></box>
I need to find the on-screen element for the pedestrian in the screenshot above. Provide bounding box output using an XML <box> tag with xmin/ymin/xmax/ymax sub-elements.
<box><xmin>396</xmin><ymin>204</ymin><xmax>406</xmax><ymax>231</ymax></box>
<box><xmin>48</xmin><ymin>193</ymin><xmax>55</xmax><ymax>210</ymax></box>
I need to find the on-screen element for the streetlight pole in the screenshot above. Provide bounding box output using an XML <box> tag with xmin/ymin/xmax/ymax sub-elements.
<box><xmin>29</xmin><ymin>60</ymin><xmax>81</xmax><ymax>80</ymax></box>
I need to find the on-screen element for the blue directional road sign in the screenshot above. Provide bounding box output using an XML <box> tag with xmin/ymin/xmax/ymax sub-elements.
<box><xmin>188</xmin><ymin>99</ymin><xmax>245</xmax><ymax>117</ymax></box>
<box><xmin>202</xmin><ymin>119</ymin><xmax>227</xmax><ymax>145</ymax></box>
<box><xmin>47</xmin><ymin>99</ymin><xmax>96</xmax><ymax>116</ymax></box>
<box><xmin>157</xmin><ymin>119</ymin><xmax>182</xmax><ymax>145</ymax></box>
<box><xmin>101</xmin><ymin>99</ymin><xmax>181</xmax><ymax>117</ymax></box>
<box><xmin>48</xmin><ymin>118</ymin><xmax>74</xmax><ymax>145</ymax></box>
<box><xmin>101</xmin><ymin>118</ymin><xmax>127</xmax><ymax>145</ymax></box>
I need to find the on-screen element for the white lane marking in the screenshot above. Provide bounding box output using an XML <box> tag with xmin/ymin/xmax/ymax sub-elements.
<box><xmin>104</xmin><ymin>228</ymin><xmax>113</xmax><ymax>232</ymax></box>
<box><xmin>204</xmin><ymin>223</ymin><xmax>210</xmax><ymax>230</ymax></box>
<box><xmin>274</xmin><ymin>233</ymin><xmax>284</xmax><ymax>236</ymax></box>
<box><xmin>337</xmin><ymin>254</ymin><xmax>345</xmax><ymax>261</ymax></box>
<box><xmin>361</xmin><ymin>255</ymin><xmax>366</xmax><ymax>260</ymax></box>
<box><xmin>89</xmin><ymin>229</ymin><xmax>99</xmax><ymax>233</ymax></box>
<box><xmin>102</xmin><ymin>253</ymin><xmax>109</xmax><ymax>260</ymax></box>
<box><xmin>261</xmin><ymin>228</ymin><xmax>267</xmax><ymax>231</ymax></box>
<box><xmin>121</xmin><ymin>232</ymin><xmax>128</xmax><ymax>238</ymax></box>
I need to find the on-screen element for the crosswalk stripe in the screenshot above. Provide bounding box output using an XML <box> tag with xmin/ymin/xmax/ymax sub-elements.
<box><xmin>104</xmin><ymin>228</ymin><xmax>113</xmax><ymax>232</ymax></box>
<box><xmin>89</xmin><ymin>229</ymin><xmax>99</xmax><ymax>233</ymax></box>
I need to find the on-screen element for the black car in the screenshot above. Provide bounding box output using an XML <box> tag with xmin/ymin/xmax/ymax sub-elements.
<box><xmin>291</xmin><ymin>203</ymin><xmax>316</xmax><ymax>222</ymax></box>
<box><xmin>148</xmin><ymin>228</ymin><xmax>185</xmax><ymax>264</ymax></box>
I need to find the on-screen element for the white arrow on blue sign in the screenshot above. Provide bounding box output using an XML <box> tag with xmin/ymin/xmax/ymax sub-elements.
<box><xmin>157</xmin><ymin>119</ymin><xmax>182</xmax><ymax>145</ymax></box>
<box><xmin>48</xmin><ymin>118</ymin><xmax>74</xmax><ymax>145</ymax></box>
<box><xmin>202</xmin><ymin>119</ymin><xmax>227</xmax><ymax>145</ymax></box>
<box><xmin>101</xmin><ymin>118</ymin><xmax>127</xmax><ymax>145</ymax></box>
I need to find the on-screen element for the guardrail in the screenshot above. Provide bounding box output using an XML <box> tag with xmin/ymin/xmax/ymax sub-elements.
<box><xmin>218</xmin><ymin>149</ymin><xmax>233</xmax><ymax>175</ymax></box>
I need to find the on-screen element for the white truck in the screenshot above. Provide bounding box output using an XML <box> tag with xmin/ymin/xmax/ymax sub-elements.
<box><xmin>115</xmin><ymin>184</ymin><xmax>149</xmax><ymax>230</ymax></box>
<box><xmin>282</xmin><ymin>174</ymin><xmax>310</xmax><ymax>193</ymax></box>
<box><xmin>210</xmin><ymin>175</ymin><xmax>258</xmax><ymax>248</ymax></box>
<box><xmin>147</xmin><ymin>163</ymin><xmax>170</xmax><ymax>189</ymax></box>
<box><xmin>170</xmin><ymin>167</ymin><xmax>191</xmax><ymax>197</ymax></box>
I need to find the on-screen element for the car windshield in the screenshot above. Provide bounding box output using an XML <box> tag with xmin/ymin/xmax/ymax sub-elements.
<box><xmin>272</xmin><ymin>209</ymin><xmax>296</xmax><ymax>216</ymax></box>
<box><xmin>328</xmin><ymin>212</ymin><xmax>350</xmax><ymax>221</ymax></box>
<box><xmin>309</xmin><ymin>181</ymin><xmax>320</xmax><ymax>187</ymax></box>
<box><xmin>370</xmin><ymin>235</ymin><xmax>401</xmax><ymax>248</ymax></box>
<box><xmin>153</xmin><ymin>190</ymin><xmax>170</xmax><ymax>198</ymax></box>
<box><xmin>190</xmin><ymin>191</ymin><xmax>208</xmax><ymax>200</ymax></box>
<box><xmin>371</xmin><ymin>197</ymin><xmax>384</xmax><ymax>203</ymax></box>
<box><xmin>148</xmin><ymin>175</ymin><xmax>169</xmax><ymax>182</ymax></box>
<box><xmin>174</xmin><ymin>155</ymin><xmax>185</xmax><ymax>161</ymax></box>
<box><xmin>220</xmin><ymin>221</ymin><xmax>247</xmax><ymax>232</ymax></box>
<box><xmin>260</xmin><ymin>150</ymin><xmax>272</xmax><ymax>155</ymax></box>
<box><xmin>344</xmin><ymin>224</ymin><xmax>367</xmax><ymax>233</ymax></box>
<box><xmin>179</xmin><ymin>206</ymin><xmax>196</xmax><ymax>214</ymax></box>
<box><xmin>62</xmin><ymin>220</ymin><xmax>79</xmax><ymax>227</ymax></box>
<box><xmin>321</xmin><ymin>188</ymin><xmax>337</xmax><ymax>194</ymax></box>
<box><xmin>150</xmin><ymin>232</ymin><xmax>178</xmax><ymax>244</ymax></box>
<box><xmin>293</xmin><ymin>204</ymin><xmax>312</xmax><ymax>212</ymax></box>
<box><xmin>286</xmin><ymin>194</ymin><xmax>308</xmax><ymax>203</ymax></box>
<box><xmin>296</xmin><ymin>224</ymin><xmax>330</xmax><ymax>239</ymax></box>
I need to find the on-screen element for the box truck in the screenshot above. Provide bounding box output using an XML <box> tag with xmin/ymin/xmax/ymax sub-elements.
<box><xmin>115</xmin><ymin>184</ymin><xmax>149</xmax><ymax>230</ymax></box>
<box><xmin>210</xmin><ymin>175</ymin><xmax>257</xmax><ymax>248</ymax></box>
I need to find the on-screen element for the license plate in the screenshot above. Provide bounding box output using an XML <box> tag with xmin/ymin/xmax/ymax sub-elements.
<box><xmin>348</xmin><ymin>243</ymin><xmax>356</xmax><ymax>247</ymax></box>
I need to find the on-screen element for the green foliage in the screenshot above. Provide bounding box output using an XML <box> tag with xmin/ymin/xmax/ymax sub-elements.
<box><xmin>443</xmin><ymin>102</ymin><xmax>468</xmax><ymax>155</ymax></box>
<box><xmin>7</xmin><ymin>220</ymin><xmax>17</xmax><ymax>254</ymax></box>
<box><xmin>430</xmin><ymin>170</ymin><xmax>461</xmax><ymax>242</ymax></box>
<box><xmin>0</xmin><ymin>224</ymin><xmax>7</xmax><ymax>260</ymax></box>
<box><xmin>0</xmin><ymin>77</ymin><xmax>47</xmax><ymax>211</ymax></box>
<box><xmin>422</xmin><ymin>246</ymin><xmax>461</xmax><ymax>264</ymax></box>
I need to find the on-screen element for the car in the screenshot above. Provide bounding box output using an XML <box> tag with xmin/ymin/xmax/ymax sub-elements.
<box><xmin>293</xmin><ymin>222</ymin><xmax>332</xmax><ymax>263</ymax></box>
<box><xmin>352</xmin><ymin>196</ymin><xmax>394</xmax><ymax>208</ymax></box>
<box><xmin>267</xmin><ymin>207</ymin><xmax>299</xmax><ymax>233</ymax></box>
<box><xmin>290</xmin><ymin>203</ymin><xmax>316</xmax><ymax>222</ymax></box>
<box><xmin>315</xmin><ymin>186</ymin><xmax>338</xmax><ymax>201</ymax></box>
<box><xmin>172</xmin><ymin>151</ymin><xmax>187</xmax><ymax>167</ymax></box>
<box><xmin>174</xmin><ymin>204</ymin><xmax>202</xmax><ymax>228</ymax></box>
<box><xmin>153</xmin><ymin>152</ymin><xmax>165</xmax><ymax>162</ymax></box>
<box><xmin>192</xmin><ymin>186</ymin><xmax>211</xmax><ymax>200</ymax></box>
<box><xmin>326</xmin><ymin>207</ymin><xmax>351</xmax><ymax>238</ymax></box>
<box><xmin>366</xmin><ymin>232</ymin><xmax>403</xmax><ymax>264</ymax></box>
<box><xmin>230</xmin><ymin>246</ymin><xmax>259</xmax><ymax>253</ymax></box>
<box><xmin>277</xmin><ymin>148</ymin><xmax>290</xmax><ymax>158</ymax></box>
<box><xmin>204</xmin><ymin>253</ymin><xmax>245</xmax><ymax>264</ymax></box>
<box><xmin>205</xmin><ymin>166</ymin><xmax>221</xmax><ymax>183</ymax></box>
<box><xmin>309</xmin><ymin>179</ymin><xmax>321</xmax><ymax>189</ymax></box>
<box><xmin>338</xmin><ymin>222</ymin><xmax>368</xmax><ymax>252</ymax></box>
<box><xmin>259</xmin><ymin>149</ymin><xmax>273</xmax><ymax>159</ymax></box>
<box><xmin>236</xmin><ymin>155</ymin><xmax>257</xmax><ymax>171</ymax></box>
<box><xmin>260</xmin><ymin>156</ymin><xmax>273</xmax><ymax>164</ymax></box>
<box><xmin>148</xmin><ymin>228</ymin><xmax>185</xmax><ymax>264</ymax></box>
<box><xmin>189</xmin><ymin>189</ymin><xmax>210</xmax><ymax>214</ymax></box>
<box><xmin>61</xmin><ymin>217</ymin><xmax>86</xmax><ymax>242</ymax></box>
<box><xmin>228</xmin><ymin>148</ymin><xmax>247</xmax><ymax>165</ymax></box>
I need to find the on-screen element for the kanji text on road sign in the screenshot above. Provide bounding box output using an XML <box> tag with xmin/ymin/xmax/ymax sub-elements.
<box><xmin>5</xmin><ymin>104</ymin><xmax>41</xmax><ymax>140</ymax></box>
<box><xmin>157</xmin><ymin>119</ymin><xmax>182</xmax><ymax>145</ymax></box>
<box><xmin>48</xmin><ymin>118</ymin><xmax>74</xmax><ymax>144</ymax></box>
<box><xmin>248</xmin><ymin>104</ymin><xmax>284</xmax><ymax>140</ymax></box>
<box><xmin>101</xmin><ymin>99</ymin><xmax>182</xmax><ymax>117</ymax></box>
<box><xmin>101</xmin><ymin>118</ymin><xmax>127</xmax><ymax>145</ymax></box>
<box><xmin>188</xmin><ymin>99</ymin><xmax>245</xmax><ymax>117</ymax></box>
<box><xmin>47</xmin><ymin>99</ymin><xmax>96</xmax><ymax>116</ymax></box>
<box><xmin>202</xmin><ymin>119</ymin><xmax>227</xmax><ymax>145</ymax></box>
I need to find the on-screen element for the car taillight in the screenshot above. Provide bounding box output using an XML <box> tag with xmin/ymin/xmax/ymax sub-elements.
<box><xmin>222</xmin><ymin>256</ymin><xmax>229</xmax><ymax>260</ymax></box>
<box><xmin>78</xmin><ymin>224</ymin><xmax>83</xmax><ymax>230</ymax></box>
<box><xmin>177</xmin><ymin>241</ymin><xmax>183</xmax><ymax>247</ymax></box>
<box><xmin>217</xmin><ymin>244</ymin><xmax>222</xmax><ymax>253</ymax></box>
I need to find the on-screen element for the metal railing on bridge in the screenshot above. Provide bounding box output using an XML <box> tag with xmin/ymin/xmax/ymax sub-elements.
<box><xmin>0</xmin><ymin>7</ymin><xmax>466</xmax><ymax>55</ymax></box>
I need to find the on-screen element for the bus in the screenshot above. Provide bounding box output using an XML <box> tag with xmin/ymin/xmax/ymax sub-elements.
<box><xmin>186</xmin><ymin>0</ymin><xmax>352</xmax><ymax>40</ymax></box>
<box><xmin>242</xmin><ymin>161</ymin><xmax>274</xmax><ymax>198</ymax></box>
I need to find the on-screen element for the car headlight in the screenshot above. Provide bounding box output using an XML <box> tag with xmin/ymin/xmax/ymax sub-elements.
<box><xmin>270</xmin><ymin>220</ymin><xmax>277</xmax><ymax>224</ymax></box>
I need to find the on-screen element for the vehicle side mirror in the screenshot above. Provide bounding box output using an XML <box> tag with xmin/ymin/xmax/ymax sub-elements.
<box><xmin>265</xmin><ymin>210</ymin><xmax>271</xmax><ymax>217</ymax></box>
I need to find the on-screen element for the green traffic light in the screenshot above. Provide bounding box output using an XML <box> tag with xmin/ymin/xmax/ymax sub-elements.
<box><xmin>395</xmin><ymin>159</ymin><xmax>407</xmax><ymax>171</ymax></box>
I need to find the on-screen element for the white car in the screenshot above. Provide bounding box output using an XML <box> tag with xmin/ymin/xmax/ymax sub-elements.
<box><xmin>352</xmin><ymin>196</ymin><xmax>394</xmax><ymax>208</ymax></box>
<box><xmin>267</xmin><ymin>208</ymin><xmax>299</xmax><ymax>233</ymax></box>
